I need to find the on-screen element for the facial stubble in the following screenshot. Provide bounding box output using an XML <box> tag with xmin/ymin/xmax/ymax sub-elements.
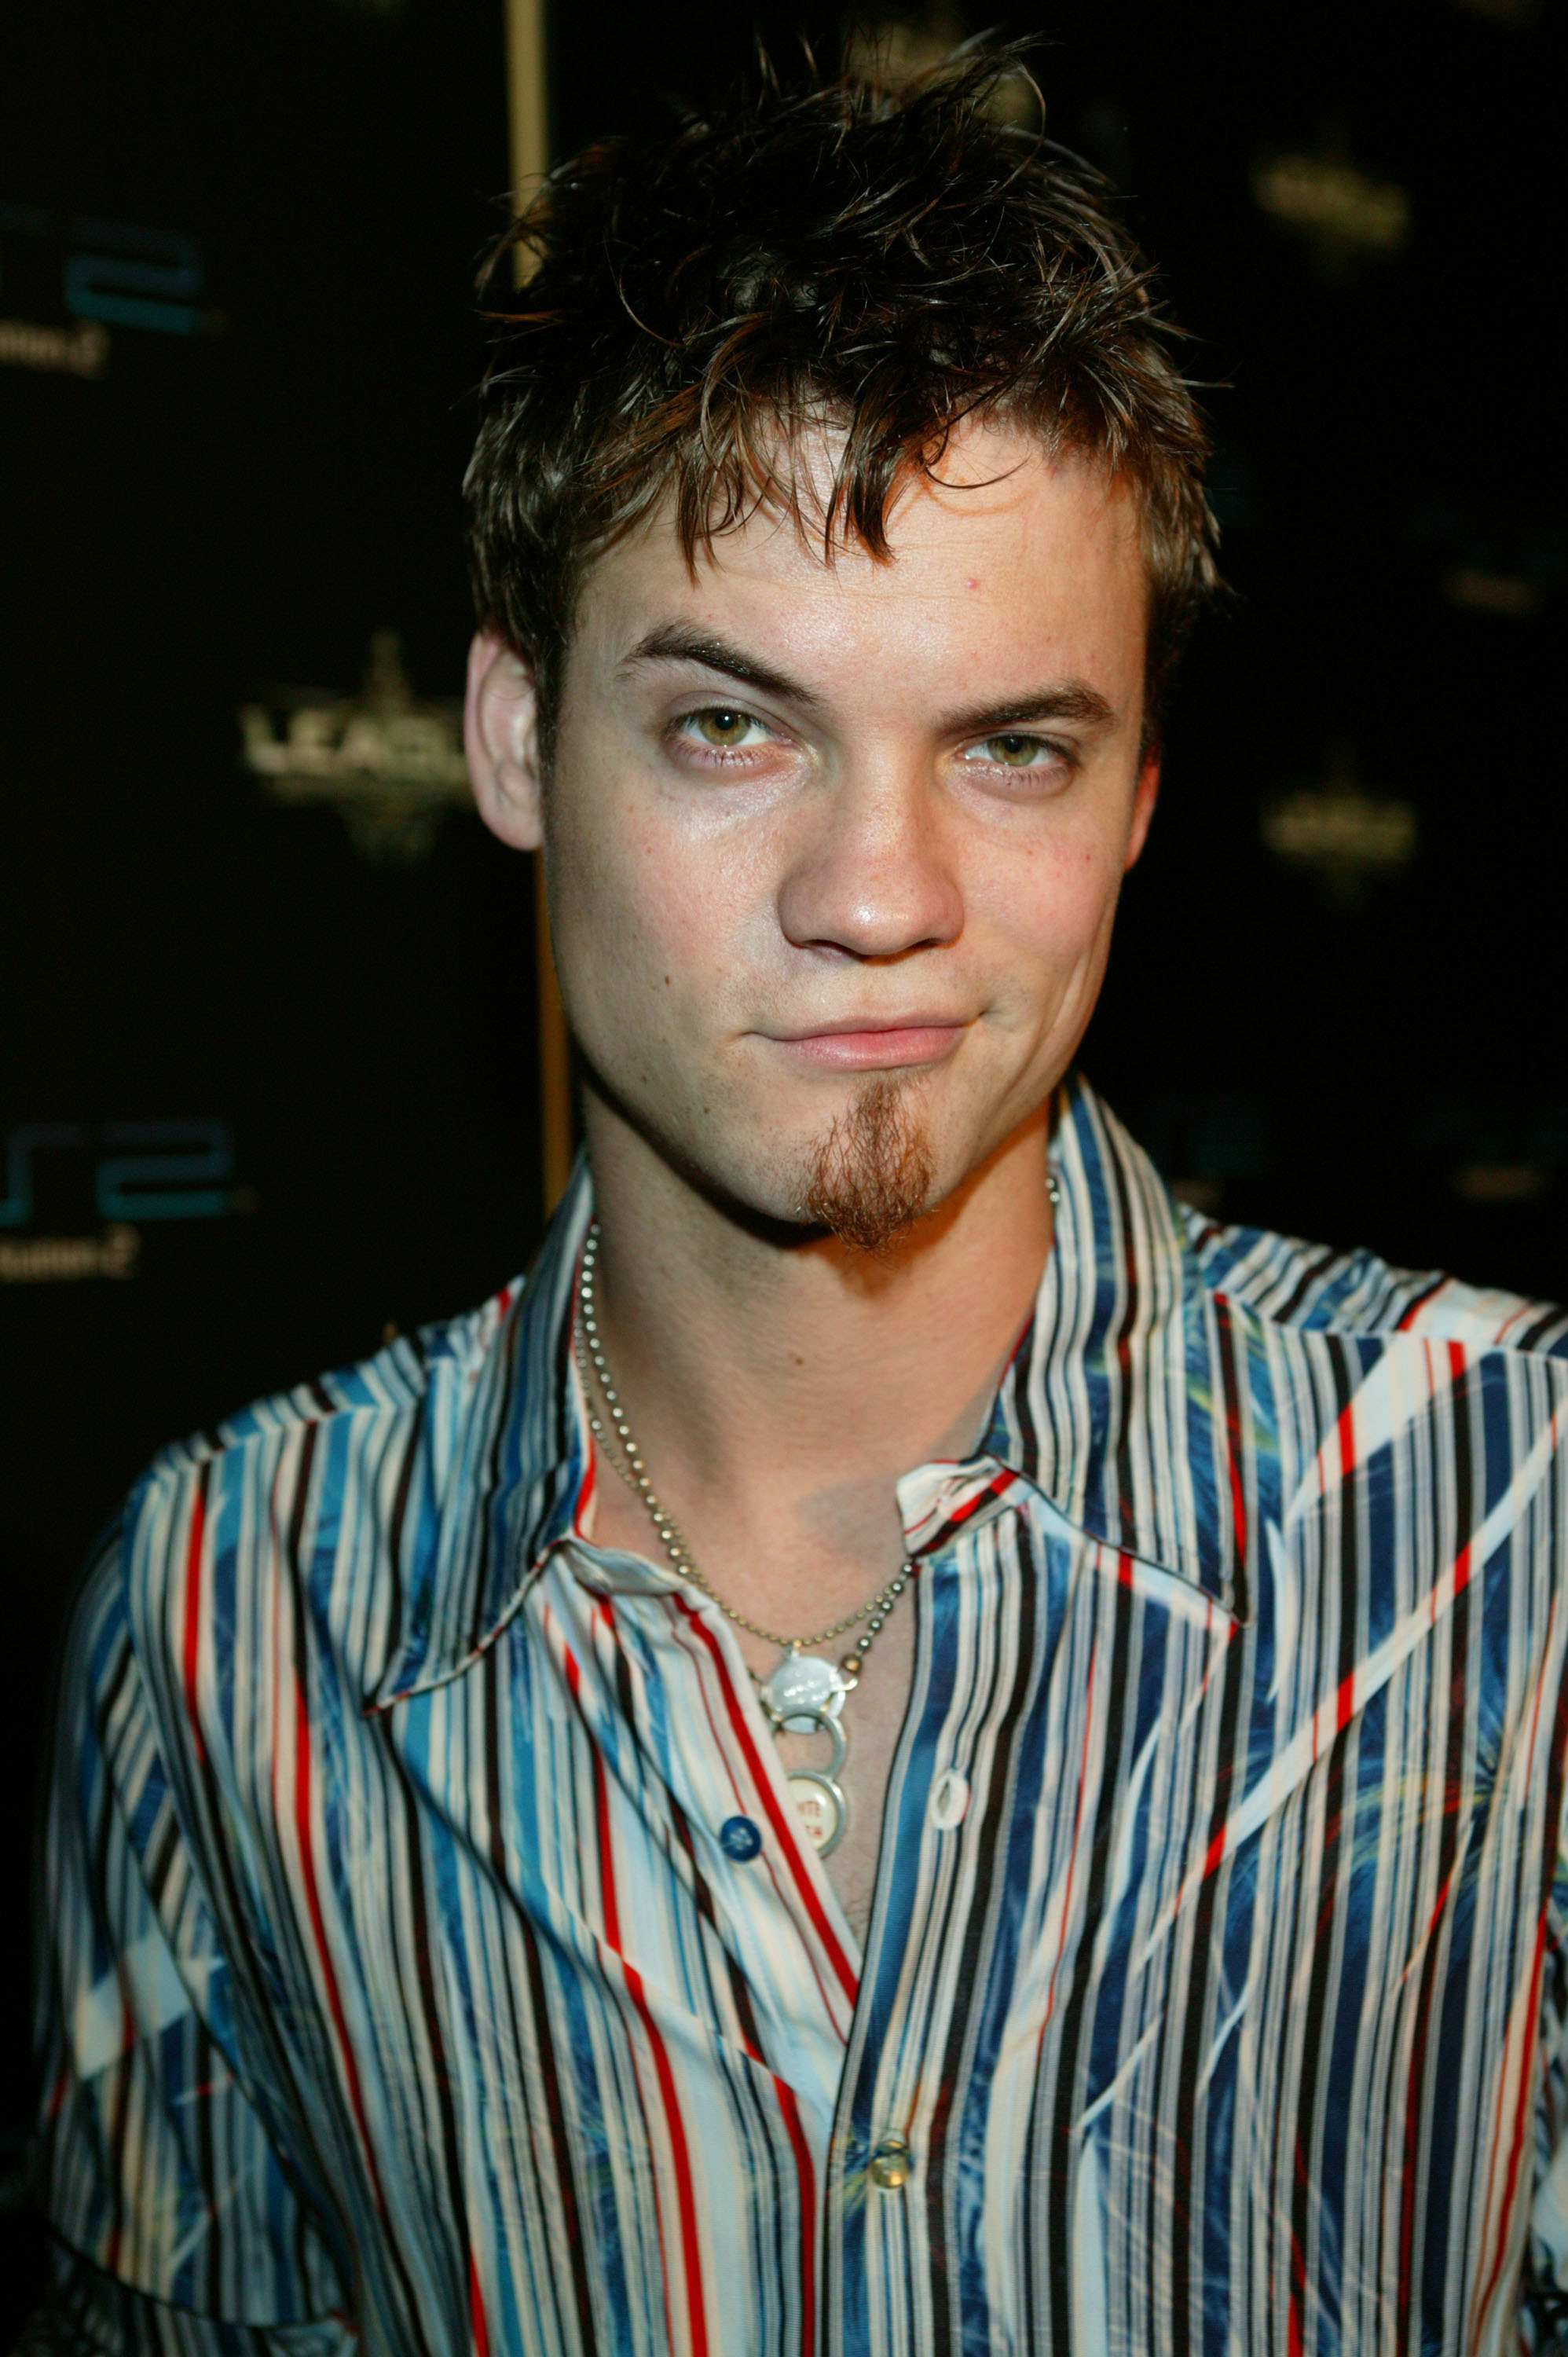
<box><xmin>801</xmin><ymin>1076</ymin><xmax>936</xmax><ymax>1254</ymax></box>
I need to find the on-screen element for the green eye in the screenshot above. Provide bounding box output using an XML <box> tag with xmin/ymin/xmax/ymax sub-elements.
<box><xmin>693</xmin><ymin>708</ymin><xmax>754</xmax><ymax>747</ymax></box>
<box><xmin>983</xmin><ymin>732</ymin><xmax>1042</xmax><ymax>767</ymax></box>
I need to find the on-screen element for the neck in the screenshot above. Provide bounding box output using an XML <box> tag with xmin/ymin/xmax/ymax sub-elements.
<box><xmin>578</xmin><ymin>1098</ymin><xmax>1053</xmax><ymax>1611</ymax></box>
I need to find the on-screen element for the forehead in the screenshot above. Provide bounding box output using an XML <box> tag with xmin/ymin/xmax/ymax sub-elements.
<box><xmin>571</xmin><ymin>422</ymin><xmax>1149</xmax><ymax>703</ymax></box>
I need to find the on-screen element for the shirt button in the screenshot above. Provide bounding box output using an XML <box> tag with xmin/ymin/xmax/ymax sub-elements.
<box><xmin>930</xmin><ymin>1769</ymin><xmax>969</xmax><ymax>1828</ymax></box>
<box><xmin>719</xmin><ymin>1815</ymin><xmax>763</xmax><ymax>1861</ymax></box>
<box><xmin>870</xmin><ymin>2134</ymin><xmax>912</xmax><ymax>2191</ymax></box>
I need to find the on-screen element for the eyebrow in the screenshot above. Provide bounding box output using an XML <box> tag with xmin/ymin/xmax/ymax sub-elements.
<box><xmin>939</xmin><ymin>683</ymin><xmax>1117</xmax><ymax>737</ymax></box>
<box><xmin>618</xmin><ymin>624</ymin><xmax>822</xmax><ymax>710</ymax></box>
<box><xmin>619</xmin><ymin>621</ymin><xmax>1117</xmax><ymax>737</ymax></box>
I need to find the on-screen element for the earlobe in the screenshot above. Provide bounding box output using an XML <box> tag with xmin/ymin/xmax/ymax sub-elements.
<box><xmin>1124</xmin><ymin>752</ymin><xmax>1161</xmax><ymax>871</ymax></box>
<box><xmin>464</xmin><ymin>630</ymin><xmax>544</xmax><ymax>852</ymax></box>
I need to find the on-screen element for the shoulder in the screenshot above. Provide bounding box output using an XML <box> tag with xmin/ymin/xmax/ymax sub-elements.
<box><xmin>1068</xmin><ymin>1077</ymin><xmax>1568</xmax><ymax>1363</ymax></box>
<box><xmin>148</xmin><ymin>1277</ymin><xmax>517</xmax><ymax>1461</ymax></box>
<box><xmin>106</xmin><ymin>1276</ymin><xmax>539</xmax><ymax>1721</ymax></box>
<box><xmin>1179</xmin><ymin>1203</ymin><xmax>1568</xmax><ymax>1361</ymax></box>
<box><xmin>126</xmin><ymin>1279</ymin><xmax>516</xmax><ymax>1537</ymax></box>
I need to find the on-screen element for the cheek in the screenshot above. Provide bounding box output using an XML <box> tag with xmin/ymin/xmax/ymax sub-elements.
<box><xmin>548</xmin><ymin>768</ymin><xmax>661</xmax><ymax>946</ymax></box>
<box><xmin>550</xmin><ymin>807</ymin><xmax>745</xmax><ymax>1038</ymax></box>
<box><xmin>981</xmin><ymin>829</ymin><xmax>1127</xmax><ymax>981</ymax></box>
<box><xmin>546</xmin><ymin>816</ymin><xmax>654</xmax><ymax>1028</ymax></box>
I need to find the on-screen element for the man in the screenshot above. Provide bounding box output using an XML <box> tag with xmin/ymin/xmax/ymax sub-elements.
<box><xmin>28</xmin><ymin>48</ymin><xmax>1568</xmax><ymax>2357</ymax></box>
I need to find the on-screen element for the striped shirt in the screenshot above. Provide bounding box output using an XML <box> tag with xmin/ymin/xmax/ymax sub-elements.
<box><xmin>33</xmin><ymin>1075</ymin><xmax>1568</xmax><ymax>2355</ymax></box>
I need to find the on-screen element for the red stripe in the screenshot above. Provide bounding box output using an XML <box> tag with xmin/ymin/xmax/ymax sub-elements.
<box><xmin>625</xmin><ymin>1959</ymin><xmax>710</xmax><ymax>2357</ymax></box>
<box><xmin>589</xmin><ymin>1719</ymin><xmax>709</xmax><ymax>2357</ymax></box>
<box><xmin>1470</xmin><ymin>1912</ymin><xmax>1548</xmax><ymax>2338</ymax></box>
<box><xmin>591</xmin><ymin>1718</ymin><xmax>619</xmax><ymax>1953</ymax></box>
<box><xmin>1449</xmin><ymin>1539</ymin><xmax>1473</xmax><ymax>1610</ymax></box>
<box><xmin>673</xmin><ymin>1594</ymin><xmax>858</xmax><ymax>2003</ymax></box>
<box><xmin>1213</xmin><ymin>1296</ymin><xmax>1249</xmax><ymax>1570</ymax></box>
<box><xmin>921</xmin><ymin>1468</ymin><xmax>1015</xmax><ymax>1548</ymax></box>
<box><xmin>774</xmin><ymin>2079</ymin><xmax>817</xmax><ymax>2357</ymax></box>
<box><xmin>1332</xmin><ymin>1398</ymin><xmax>1360</xmax><ymax>1732</ymax></box>
<box><xmin>293</xmin><ymin>1660</ymin><xmax>387</xmax><ymax>2208</ymax></box>
<box><xmin>1335</xmin><ymin>1673</ymin><xmax>1356</xmax><ymax>1736</ymax></box>
<box><xmin>469</xmin><ymin>2250</ymin><xmax>492</xmax><ymax>2357</ymax></box>
<box><xmin>1395</xmin><ymin>1274</ymin><xmax>1448</xmax><ymax>1331</ymax></box>
<box><xmin>587</xmin><ymin>1739</ymin><xmax>672</xmax><ymax>2352</ymax></box>
<box><xmin>1225</xmin><ymin>1450</ymin><xmax>1247</xmax><ymax>1576</ymax></box>
<box><xmin>1467</xmin><ymin>1625</ymin><xmax>1558</xmax><ymax>2340</ymax></box>
<box><xmin>181</xmin><ymin>1469</ymin><xmax>209</xmax><ymax>1765</ymax></box>
<box><xmin>269</xmin><ymin>1515</ymin><xmax>284</xmax><ymax>1852</ymax></box>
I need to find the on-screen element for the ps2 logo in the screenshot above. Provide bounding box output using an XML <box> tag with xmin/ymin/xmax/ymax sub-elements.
<box><xmin>0</xmin><ymin>1120</ymin><xmax>235</xmax><ymax>1228</ymax></box>
<box><xmin>0</xmin><ymin>203</ymin><xmax>209</xmax><ymax>338</ymax></box>
<box><xmin>64</xmin><ymin>220</ymin><xmax>206</xmax><ymax>336</ymax></box>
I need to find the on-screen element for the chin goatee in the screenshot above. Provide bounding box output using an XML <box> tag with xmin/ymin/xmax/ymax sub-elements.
<box><xmin>801</xmin><ymin>1077</ymin><xmax>935</xmax><ymax>1254</ymax></box>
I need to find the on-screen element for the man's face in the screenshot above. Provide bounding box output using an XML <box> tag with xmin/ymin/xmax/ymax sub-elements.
<box><xmin>470</xmin><ymin>421</ymin><xmax>1158</xmax><ymax>1241</ymax></box>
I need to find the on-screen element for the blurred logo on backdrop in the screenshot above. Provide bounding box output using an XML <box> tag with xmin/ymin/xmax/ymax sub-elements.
<box><xmin>1251</xmin><ymin>142</ymin><xmax>1410</xmax><ymax>277</ymax></box>
<box><xmin>0</xmin><ymin>1120</ymin><xmax>244</xmax><ymax>1286</ymax></box>
<box><xmin>0</xmin><ymin>203</ymin><xmax>218</xmax><ymax>379</ymax></box>
<box><xmin>1138</xmin><ymin>1089</ymin><xmax>1568</xmax><ymax>1220</ymax></box>
<box><xmin>1450</xmin><ymin>0</ymin><xmax>1538</xmax><ymax>22</ymax></box>
<box><xmin>241</xmin><ymin>630</ymin><xmax>472</xmax><ymax>863</ymax></box>
<box><xmin>1407</xmin><ymin>496</ymin><xmax>1566</xmax><ymax>621</ymax></box>
<box><xmin>1417</xmin><ymin>1094</ymin><xmax>1567</xmax><ymax>1209</ymax></box>
<box><xmin>1261</xmin><ymin>748</ymin><xmax>1417</xmax><ymax>907</ymax></box>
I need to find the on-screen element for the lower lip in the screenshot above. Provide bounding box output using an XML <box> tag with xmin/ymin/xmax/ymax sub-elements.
<box><xmin>775</xmin><ymin>1025</ymin><xmax>966</xmax><ymax>1070</ymax></box>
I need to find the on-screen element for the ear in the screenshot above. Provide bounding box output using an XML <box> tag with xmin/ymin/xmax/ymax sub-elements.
<box><xmin>465</xmin><ymin>629</ymin><xmax>544</xmax><ymax>852</ymax></box>
<box><xmin>1124</xmin><ymin>748</ymin><xmax>1160</xmax><ymax>872</ymax></box>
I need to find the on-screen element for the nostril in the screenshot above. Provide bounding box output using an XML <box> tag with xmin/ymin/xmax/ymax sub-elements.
<box><xmin>779</xmin><ymin>871</ymin><xmax>964</xmax><ymax>962</ymax></box>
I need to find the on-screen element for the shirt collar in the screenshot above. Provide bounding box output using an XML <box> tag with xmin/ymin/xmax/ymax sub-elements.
<box><xmin>364</xmin><ymin>1075</ymin><xmax>1244</xmax><ymax>1710</ymax></box>
<box><xmin>362</xmin><ymin>1168</ymin><xmax>595</xmax><ymax>1710</ymax></box>
<box><xmin>968</xmin><ymin>1075</ymin><xmax>1244</xmax><ymax>1611</ymax></box>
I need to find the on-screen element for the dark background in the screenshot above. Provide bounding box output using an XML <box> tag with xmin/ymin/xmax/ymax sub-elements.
<box><xmin>2</xmin><ymin>0</ymin><xmax>1563</xmax><ymax>2331</ymax></box>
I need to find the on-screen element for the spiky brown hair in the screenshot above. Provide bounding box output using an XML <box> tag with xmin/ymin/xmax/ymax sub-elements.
<box><xmin>465</xmin><ymin>45</ymin><xmax>1218</xmax><ymax>755</ymax></box>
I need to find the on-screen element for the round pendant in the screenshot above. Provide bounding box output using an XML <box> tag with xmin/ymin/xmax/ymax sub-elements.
<box><xmin>776</xmin><ymin>1704</ymin><xmax>847</xmax><ymax>1782</ymax></box>
<box><xmin>787</xmin><ymin>1769</ymin><xmax>847</xmax><ymax>1857</ymax></box>
<box><xmin>760</xmin><ymin>1649</ymin><xmax>847</xmax><ymax>1732</ymax></box>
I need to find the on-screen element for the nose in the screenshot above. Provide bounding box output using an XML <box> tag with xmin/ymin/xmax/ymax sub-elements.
<box><xmin>776</xmin><ymin>761</ymin><xmax>963</xmax><ymax>962</ymax></box>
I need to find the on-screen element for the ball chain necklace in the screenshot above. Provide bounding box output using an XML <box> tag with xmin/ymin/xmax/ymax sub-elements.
<box><xmin>574</xmin><ymin>1221</ymin><xmax>911</xmax><ymax>1857</ymax></box>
